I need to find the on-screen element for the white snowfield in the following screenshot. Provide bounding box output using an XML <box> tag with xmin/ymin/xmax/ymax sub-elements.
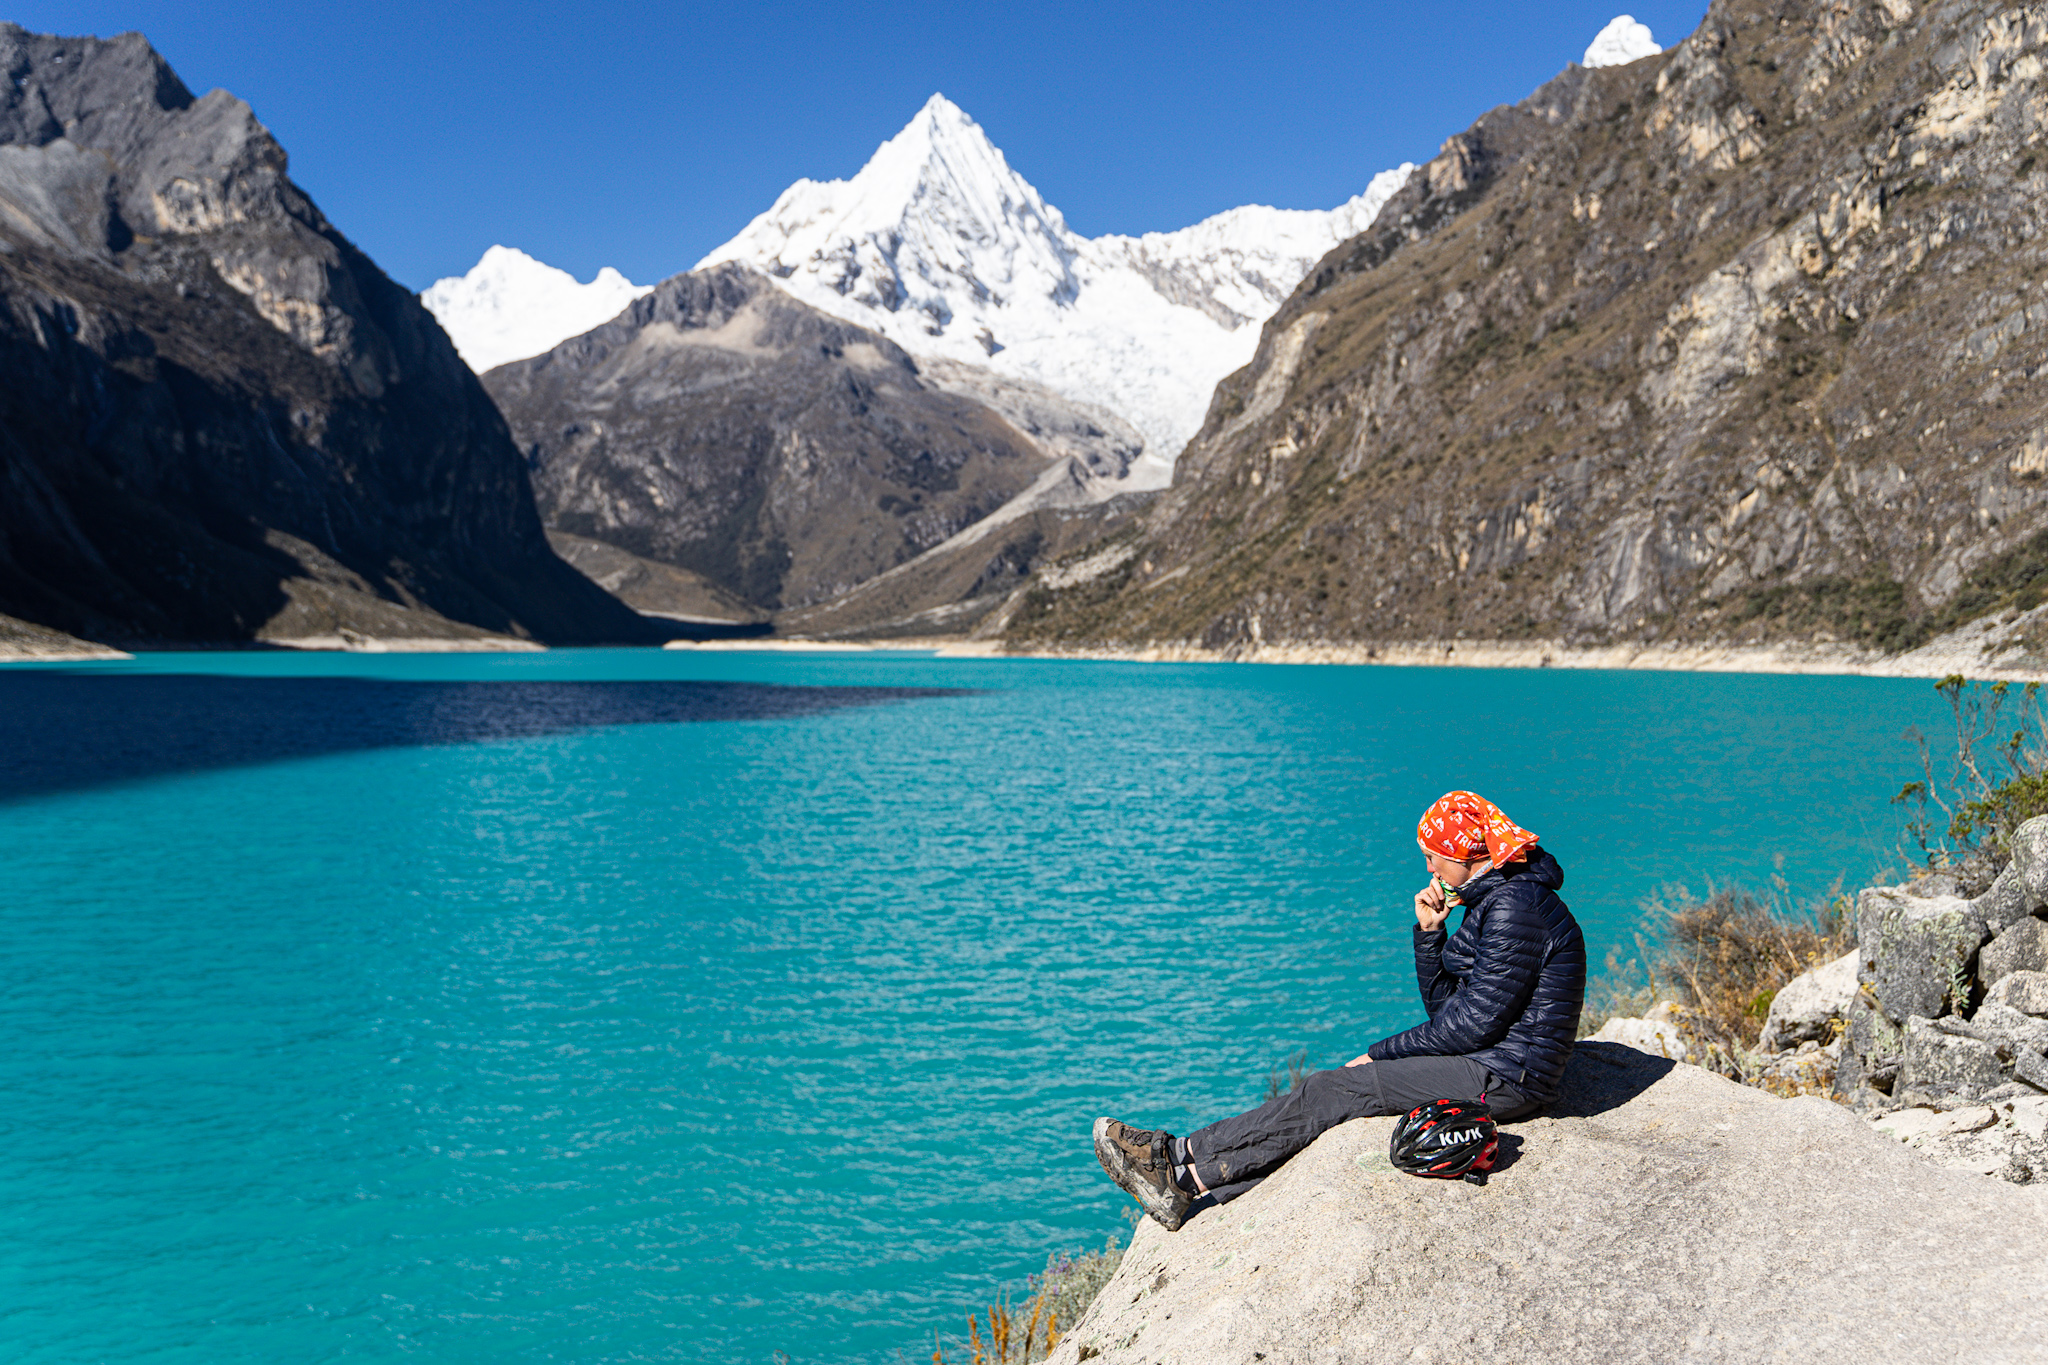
<box><xmin>420</xmin><ymin>246</ymin><xmax>651</xmax><ymax>373</ymax></box>
<box><xmin>1583</xmin><ymin>14</ymin><xmax>1663</xmax><ymax>68</ymax></box>
<box><xmin>698</xmin><ymin>94</ymin><xmax>1410</xmax><ymax>486</ymax></box>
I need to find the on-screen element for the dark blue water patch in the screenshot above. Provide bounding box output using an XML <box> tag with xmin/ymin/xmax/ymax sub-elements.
<box><xmin>0</xmin><ymin>672</ymin><xmax>973</xmax><ymax>801</ymax></box>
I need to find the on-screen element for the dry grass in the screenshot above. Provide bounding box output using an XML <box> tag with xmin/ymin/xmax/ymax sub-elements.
<box><xmin>1579</xmin><ymin>884</ymin><xmax>1854</xmax><ymax>1060</ymax></box>
<box><xmin>1655</xmin><ymin>886</ymin><xmax>1853</xmax><ymax>1051</ymax></box>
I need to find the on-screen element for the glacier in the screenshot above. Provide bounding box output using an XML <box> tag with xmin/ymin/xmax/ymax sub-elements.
<box><xmin>420</xmin><ymin>246</ymin><xmax>652</xmax><ymax>373</ymax></box>
<box><xmin>697</xmin><ymin>94</ymin><xmax>1410</xmax><ymax>486</ymax></box>
<box><xmin>1583</xmin><ymin>15</ymin><xmax>1662</xmax><ymax>68</ymax></box>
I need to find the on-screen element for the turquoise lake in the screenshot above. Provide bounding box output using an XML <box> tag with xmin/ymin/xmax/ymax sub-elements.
<box><xmin>0</xmin><ymin>649</ymin><xmax>1949</xmax><ymax>1362</ymax></box>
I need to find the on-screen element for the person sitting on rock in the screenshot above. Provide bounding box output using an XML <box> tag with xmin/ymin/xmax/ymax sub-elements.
<box><xmin>1094</xmin><ymin>791</ymin><xmax>1587</xmax><ymax>1229</ymax></box>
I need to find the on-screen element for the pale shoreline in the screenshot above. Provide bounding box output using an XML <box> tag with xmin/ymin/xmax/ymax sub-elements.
<box><xmin>11</xmin><ymin>609</ymin><xmax>2048</xmax><ymax>680</ymax></box>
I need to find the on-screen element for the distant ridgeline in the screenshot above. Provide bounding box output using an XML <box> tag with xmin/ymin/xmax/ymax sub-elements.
<box><xmin>1009</xmin><ymin>0</ymin><xmax>2048</xmax><ymax>665</ymax></box>
<box><xmin>0</xmin><ymin>25</ymin><xmax>655</xmax><ymax>650</ymax></box>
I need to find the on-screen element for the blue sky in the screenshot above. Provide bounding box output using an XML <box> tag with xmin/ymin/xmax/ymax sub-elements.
<box><xmin>14</xmin><ymin>1</ymin><xmax>1708</xmax><ymax>290</ymax></box>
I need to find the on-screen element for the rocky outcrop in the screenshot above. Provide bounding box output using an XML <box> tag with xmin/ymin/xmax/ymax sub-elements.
<box><xmin>0</xmin><ymin>26</ymin><xmax>653</xmax><ymax>648</ymax></box>
<box><xmin>486</xmin><ymin>264</ymin><xmax>1150</xmax><ymax>618</ymax></box>
<box><xmin>1834</xmin><ymin>818</ymin><xmax>2048</xmax><ymax>1111</ymax></box>
<box><xmin>1596</xmin><ymin>816</ymin><xmax>2048</xmax><ymax>1181</ymax></box>
<box><xmin>543</xmin><ymin>530</ymin><xmax>766</xmax><ymax>629</ymax></box>
<box><xmin>0</xmin><ymin>607</ymin><xmax>124</xmax><ymax>659</ymax></box>
<box><xmin>1010</xmin><ymin>0</ymin><xmax>2048</xmax><ymax>662</ymax></box>
<box><xmin>1048</xmin><ymin>1043</ymin><xmax>2048</xmax><ymax>1365</ymax></box>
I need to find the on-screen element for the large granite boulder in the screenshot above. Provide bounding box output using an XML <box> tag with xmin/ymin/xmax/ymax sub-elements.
<box><xmin>1757</xmin><ymin>948</ymin><xmax>1858</xmax><ymax>1051</ymax></box>
<box><xmin>1048</xmin><ymin>1045</ymin><xmax>2048</xmax><ymax>1365</ymax></box>
<box><xmin>1853</xmin><ymin>886</ymin><xmax>1987</xmax><ymax>1025</ymax></box>
<box><xmin>1986</xmin><ymin>970</ymin><xmax>2048</xmax><ymax>1016</ymax></box>
<box><xmin>1982</xmin><ymin>918</ymin><xmax>2048</xmax><ymax>988</ymax></box>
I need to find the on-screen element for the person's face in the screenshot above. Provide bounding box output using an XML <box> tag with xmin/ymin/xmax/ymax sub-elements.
<box><xmin>1420</xmin><ymin>844</ymin><xmax>1480</xmax><ymax>888</ymax></box>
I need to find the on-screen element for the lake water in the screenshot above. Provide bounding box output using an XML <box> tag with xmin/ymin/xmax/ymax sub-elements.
<box><xmin>0</xmin><ymin>649</ymin><xmax>1947</xmax><ymax>1363</ymax></box>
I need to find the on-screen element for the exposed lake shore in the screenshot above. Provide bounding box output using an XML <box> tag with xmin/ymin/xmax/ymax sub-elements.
<box><xmin>15</xmin><ymin>596</ymin><xmax>2048</xmax><ymax>681</ymax></box>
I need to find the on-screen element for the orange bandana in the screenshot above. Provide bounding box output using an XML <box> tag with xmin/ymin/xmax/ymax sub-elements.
<box><xmin>1416</xmin><ymin>791</ymin><xmax>1538</xmax><ymax>867</ymax></box>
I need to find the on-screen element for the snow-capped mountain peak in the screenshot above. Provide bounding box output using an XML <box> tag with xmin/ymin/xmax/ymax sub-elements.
<box><xmin>702</xmin><ymin>93</ymin><xmax>1082</xmax><ymax>340</ymax></box>
<box><xmin>421</xmin><ymin>245</ymin><xmax>651</xmax><ymax>372</ymax></box>
<box><xmin>700</xmin><ymin>95</ymin><xmax>1412</xmax><ymax>481</ymax></box>
<box><xmin>1583</xmin><ymin>15</ymin><xmax>1662</xmax><ymax>68</ymax></box>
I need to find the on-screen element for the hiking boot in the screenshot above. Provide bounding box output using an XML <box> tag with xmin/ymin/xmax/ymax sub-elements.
<box><xmin>1093</xmin><ymin>1117</ymin><xmax>1193</xmax><ymax>1231</ymax></box>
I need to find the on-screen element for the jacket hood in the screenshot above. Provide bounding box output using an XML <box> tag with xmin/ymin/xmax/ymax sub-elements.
<box><xmin>1461</xmin><ymin>845</ymin><xmax>1564</xmax><ymax>905</ymax></box>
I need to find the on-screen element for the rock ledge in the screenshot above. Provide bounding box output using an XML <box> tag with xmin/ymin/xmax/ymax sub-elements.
<box><xmin>1050</xmin><ymin>1044</ymin><xmax>2048</xmax><ymax>1365</ymax></box>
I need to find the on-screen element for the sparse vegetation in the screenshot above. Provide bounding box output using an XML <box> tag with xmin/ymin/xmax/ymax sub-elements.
<box><xmin>933</xmin><ymin>1218</ymin><xmax>1135</xmax><ymax>1364</ymax></box>
<box><xmin>1579</xmin><ymin>881</ymin><xmax>1854</xmax><ymax>1061</ymax></box>
<box><xmin>1918</xmin><ymin>528</ymin><xmax>2048</xmax><ymax>641</ymax></box>
<box><xmin>1894</xmin><ymin>676</ymin><xmax>2048</xmax><ymax>889</ymax></box>
<box><xmin>1264</xmin><ymin>1048</ymin><xmax>1313</xmax><ymax>1101</ymax></box>
<box><xmin>1727</xmin><ymin>576</ymin><xmax>1913</xmax><ymax>651</ymax></box>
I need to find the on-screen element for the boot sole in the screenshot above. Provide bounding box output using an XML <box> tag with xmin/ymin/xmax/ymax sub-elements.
<box><xmin>1093</xmin><ymin>1117</ymin><xmax>1189</xmax><ymax>1232</ymax></box>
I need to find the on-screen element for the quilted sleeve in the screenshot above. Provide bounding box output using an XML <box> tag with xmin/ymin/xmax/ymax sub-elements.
<box><xmin>1412</xmin><ymin>926</ymin><xmax>1457</xmax><ymax>1015</ymax></box>
<box><xmin>1368</xmin><ymin>892</ymin><xmax>1546</xmax><ymax>1060</ymax></box>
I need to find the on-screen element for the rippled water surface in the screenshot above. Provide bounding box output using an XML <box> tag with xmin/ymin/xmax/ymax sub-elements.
<box><xmin>0</xmin><ymin>649</ymin><xmax>1946</xmax><ymax>1362</ymax></box>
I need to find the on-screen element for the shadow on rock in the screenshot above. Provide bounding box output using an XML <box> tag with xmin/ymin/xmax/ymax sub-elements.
<box><xmin>0</xmin><ymin>672</ymin><xmax>973</xmax><ymax>802</ymax></box>
<box><xmin>1543</xmin><ymin>1041</ymin><xmax>1679</xmax><ymax>1118</ymax></box>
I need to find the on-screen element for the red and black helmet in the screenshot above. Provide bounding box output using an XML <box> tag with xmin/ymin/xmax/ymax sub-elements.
<box><xmin>1389</xmin><ymin>1098</ymin><xmax>1499</xmax><ymax>1185</ymax></box>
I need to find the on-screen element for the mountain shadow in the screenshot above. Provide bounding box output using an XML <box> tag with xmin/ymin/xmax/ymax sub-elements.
<box><xmin>0</xmin><ymin>672</ymin><xmax>972</xmax><ymax>802</ymax></box>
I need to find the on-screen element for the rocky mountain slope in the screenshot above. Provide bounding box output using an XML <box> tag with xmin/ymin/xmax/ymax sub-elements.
<box><xmin>0</xmin><ymin>25</ymin><xmax>652</xmax><ymax>648</ymax></box>
<box><xmin>1047</xmin><ymin>1042</ymin><xmax>2048</xmax><ymax>1365</ymax></box>
<box><xmin>1010</xmin><ymin>0</ymin><xmax>2048</xmax><ymax>660</ymax></box>
<box><xmin>485</xmin><ymin>263</ymin><xmax>1104</xmax><ymax>613</ymax></box>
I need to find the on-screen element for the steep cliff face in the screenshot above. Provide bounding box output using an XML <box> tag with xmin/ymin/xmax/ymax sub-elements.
<box><xmin>0</xmin><ymin>25</ymin><xmax>652</xmax><ymax>646</ymax></box>
<box><xmin>1011</xmin><ymin>0</ymin><xmax>2048</xmax><ymax>656</ymax></box>
<box><xmin>487</xmin><ymin>264</ymin><xmax>1095</xmax><ymax>612</ymax></box>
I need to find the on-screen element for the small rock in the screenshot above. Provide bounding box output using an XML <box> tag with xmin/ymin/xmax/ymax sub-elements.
<box><xmin>1908</xmin><ymin>872</ymin><xmax>1963</xmax><ymax>899</ymax></box>
<box><xmin>2009</xmin><ymin>1095</ymin><xmax>2048</xmax><ymax>1144</ymax></box>
<box><xmin>1984</xmin><ymin>969</ymin><xmax>2048</xmax><ymax>1016</ymax></box>
<box><xmin>1855</xmin><ymin>887</ymin><xmax>1988</xmax><ymax>1025</ymax></box>
<box><xmin>1970</xmin><ymin>1001</ymin><xmax>2048</xmax><ymax>1055</ymax></box>
<box><xmin>1870</xmin><ymin>1105</ymin><xmax>1998</xmax><ymax>1141</ymax></box>
<box><xmin>1980</xmin><ymin>917</ymin><xmax>2048</xmax><ymax>987</ymax></box>
<box><xmin>1980</xmin><ymin>1081</ymin><xmax>2045</xmax><ymax>1103</ymax></box>
<box><xmin>2016</xmin><ymin>1046</ymin><xmax>2048</xmax><ymax>1093</ymax></box>
<box><xmin>1897</xmin><ymin>1017</ymin><xmax>2007</xmax><ymax>1103</ymax></box>
<box><xmin>1589</xmin><ymin>1006</ymin><xmax>1691</xmax><ymax>1062</ymax></box>
<box><xmin>1837</xmin><ymin>991</ymin><xmax>1903</xmax><ymax>1095</ymax></box>
<box><xmin>1757</xmin><ymin>948</ymin><xmax>1858</xmax><ymax>1051</ymax></box>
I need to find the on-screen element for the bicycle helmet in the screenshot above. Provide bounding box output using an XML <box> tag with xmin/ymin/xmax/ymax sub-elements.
<box><xmin>1388</xmin><ymin>1098</ymin><xmax>1499</xmax><ymax>1185</ymax></box>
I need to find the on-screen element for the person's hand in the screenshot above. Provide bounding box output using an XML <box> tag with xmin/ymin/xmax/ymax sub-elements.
<box><xmin>1414</xmin><ymin>880</ymin><xmax>1451</xmax><ymax>933</ymax></box>
<box><xmin>1345</xmin><ymin>1052</ymin><xmax>1374</xmax><ymax>1067</ymax></box>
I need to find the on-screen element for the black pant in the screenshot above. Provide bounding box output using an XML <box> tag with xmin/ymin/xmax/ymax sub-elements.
<box><xmin>1185</xmin><ymin>1055</ymin><xmax>1532</xmax><ymax>1204</ymax></box>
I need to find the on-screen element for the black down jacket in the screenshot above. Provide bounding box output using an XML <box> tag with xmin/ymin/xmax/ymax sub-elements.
<box><xmin>1366</xmin><ymin>847</ymin><xmax>1586</xmax><ymax>1105</ymax></box>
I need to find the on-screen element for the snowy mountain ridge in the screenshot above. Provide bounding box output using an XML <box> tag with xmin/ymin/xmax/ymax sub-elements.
<box><xmin>421</xmin><ymin>246</ymin><xmax>651</xmax><ymax>373</ymax></box>
<box><xmin>696</xmin><ymin>93</ymin><xmax>1409</xmax><ymax>483</ymax></box>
